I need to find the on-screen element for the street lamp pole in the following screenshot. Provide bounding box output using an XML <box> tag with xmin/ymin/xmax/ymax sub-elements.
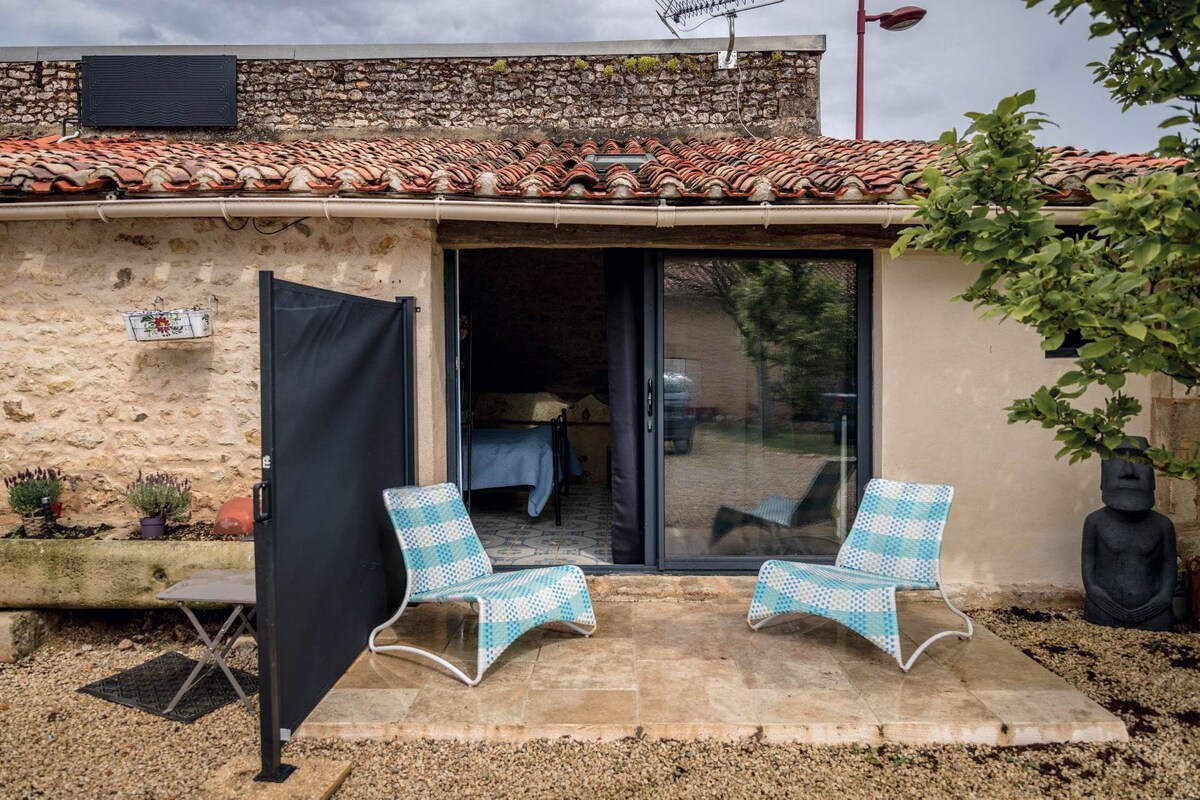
<box><xmin>855</xmin><ymin>3</ymin><xmax>927</xmax><ymax>140</ymax></box>
<box><xmin>856</xmin><ymin>0</ymin><xmax>867</xmax><ymax>140</ymax></box>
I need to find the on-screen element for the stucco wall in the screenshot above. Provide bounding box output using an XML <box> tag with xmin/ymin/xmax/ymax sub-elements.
<box><xmin>874</xmin><ymin>251</ymin><xmax>1152</xmax><ymax>591</ymax></box>
<box><xmin>0</xmin><ymin>217</ymin><xmax>444</xmax><ymax>525</ymax></box>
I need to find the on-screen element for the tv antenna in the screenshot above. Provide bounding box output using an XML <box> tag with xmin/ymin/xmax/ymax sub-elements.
<box><xmin>656</xmin><ymin>0</ymin><xmax>786</xmax><ymax>69</ymax></box>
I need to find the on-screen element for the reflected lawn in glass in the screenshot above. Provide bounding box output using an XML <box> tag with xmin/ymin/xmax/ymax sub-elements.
<box><xmin>702</xmin><ymin>421</ymin><xmax>853</xmax><ymax>458</ymax></box>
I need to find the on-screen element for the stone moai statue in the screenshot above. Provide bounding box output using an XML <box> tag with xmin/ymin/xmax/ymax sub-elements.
<box><xmin>1081</xmin><ymin>436</ymin><xmax>1177</xmax><ymax>631</ymax></box>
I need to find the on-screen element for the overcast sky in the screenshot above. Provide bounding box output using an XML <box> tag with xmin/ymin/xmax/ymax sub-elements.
<box><xmin>0</xmin><ymin>0</ymin><xmax>1170</xmax><ymax>152</ymax></box>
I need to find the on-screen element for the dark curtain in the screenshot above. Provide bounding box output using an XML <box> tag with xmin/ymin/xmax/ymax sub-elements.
<box><xmin>604</xmin><ymin>251</ymin><xmax>645</xmax><ymax>564</ymax></box>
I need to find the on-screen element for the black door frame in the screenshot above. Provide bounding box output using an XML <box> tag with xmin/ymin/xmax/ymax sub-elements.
<box><xmin>443</xmin><ymin>247</ymin><xmax>873</xmax><ymax>574</ymax></box>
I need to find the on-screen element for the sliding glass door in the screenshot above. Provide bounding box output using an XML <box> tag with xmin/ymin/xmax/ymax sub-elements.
<box><xmin>660</xmin><ymin>253</ymin><xmax>870</xmax><ymax>568</ymax></box>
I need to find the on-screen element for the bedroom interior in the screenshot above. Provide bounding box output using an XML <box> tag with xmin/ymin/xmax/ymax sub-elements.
<box><xmin>457</xmin><ymin>248</ymin><xmax>616</xmax><ymax>566</ymax></box>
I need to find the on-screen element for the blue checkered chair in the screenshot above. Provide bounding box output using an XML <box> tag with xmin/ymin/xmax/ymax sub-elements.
<box><xmin>369</xmin><ymin>483</ymin><xmax>596</xmax><ymax>685</ymax></box>
<box><xmin>747</xmin><ymin>479</ymin><xmax>972</xmax><ymax>671</ymax></box>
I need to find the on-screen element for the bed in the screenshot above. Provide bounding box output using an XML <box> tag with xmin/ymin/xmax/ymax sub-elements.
<box><xmin>464</xmin><ymin>414</ymin><xmax>581</xmax><ymax>523</ymax></box>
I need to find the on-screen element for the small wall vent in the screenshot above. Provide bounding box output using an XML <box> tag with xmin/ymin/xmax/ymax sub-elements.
<box><xmin>81</xmin><ymin>55</ymin><xmax>237</xmax><ymax>128</ymax></box>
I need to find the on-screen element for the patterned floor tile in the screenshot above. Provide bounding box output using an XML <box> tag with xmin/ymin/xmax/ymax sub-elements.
<box><xmin>472</xmin><ymin>484</ymin><xmax>613</xmax><ymax>566</ymax></box>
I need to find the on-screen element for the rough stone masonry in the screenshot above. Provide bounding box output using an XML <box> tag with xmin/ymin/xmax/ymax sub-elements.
<box><xmin>0</xmin><ymin>38</ymin><xmax>823</xmax><ymax>139</ymax></box>
<box><xmin>0</xmin><ymin>38</ymin><xmax>825</xmax><ymax>139</ymax></box>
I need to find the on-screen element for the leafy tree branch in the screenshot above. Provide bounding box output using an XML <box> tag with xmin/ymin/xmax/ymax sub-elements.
<box><xmin>892</xmin><ymin>0</ymin><xmax>1200</xmax><ymax>480</ymax></box>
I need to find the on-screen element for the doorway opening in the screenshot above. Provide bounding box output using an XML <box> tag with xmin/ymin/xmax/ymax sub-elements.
<box><xmin>447</xmin><ymin>248</ymin><xmax>871</xmax><ymax>572</ymax></box>
<box><xmin>456</xmin><ymin>248</ymin><xmax>615</xmax><ymax>567</ymax></box>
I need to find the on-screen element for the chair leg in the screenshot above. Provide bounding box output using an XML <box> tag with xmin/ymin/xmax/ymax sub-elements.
<box><xmin>370</xmin><ymin>599</ymin><xmax>593</xmax><ymax>686</ymax></box>
<box><xmin>557</xmin><ymin>620</ymin><xmax>597</xmax><ymax>636</ymax></box>
<box><xmin>747</xmin><ymin>613</ymin><xmax>794</xmax><ymax>631</ymax></box>
<box><xmin>897</xmin><ymin>584</ymin><xmax>974</xmax><ymax>672</ymax></box>
<box><xmin>368</xmin><ymin>597</ymin><xmax>486</xmax><ymax>686</ymax></box>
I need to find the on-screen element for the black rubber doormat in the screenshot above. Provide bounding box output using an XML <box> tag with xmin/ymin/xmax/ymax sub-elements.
<box><xmin>78</xmin><ymin>651</ymin><xmax>258</xmax><ymax>723</ymax></box>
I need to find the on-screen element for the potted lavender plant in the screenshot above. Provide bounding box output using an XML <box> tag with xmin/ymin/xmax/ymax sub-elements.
<box><xmin>124</xmin><ymin>471</ymin><xmax>192</xmax><ymax>540</ymax></box>
<box><xmin>4</xmin><ymin>467</ymin><xmax>69</xmax><ymax>537</ymax></box>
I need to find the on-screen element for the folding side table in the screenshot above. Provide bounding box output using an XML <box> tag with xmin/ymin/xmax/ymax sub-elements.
<box><xmin>156</xmin><ymin>568</ymin><xmax>257</xmax><ymax>715</ymax></box>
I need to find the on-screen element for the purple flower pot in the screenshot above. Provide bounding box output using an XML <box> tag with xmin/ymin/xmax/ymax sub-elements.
<box><xmin>139</xmin><ymin>516</ymin><xmax>166</xmax><ymax>540</ymax></box>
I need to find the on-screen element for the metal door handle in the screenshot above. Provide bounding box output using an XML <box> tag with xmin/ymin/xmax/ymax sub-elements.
<box><xmin>252</xmin><ymin>482</ymin><xmax>271</xmax><ymax>523</ymax></box>
<box><xmin>646</xmin><ymin>378</ymin><xmax>654</xmax><ymax>432</ymax></box>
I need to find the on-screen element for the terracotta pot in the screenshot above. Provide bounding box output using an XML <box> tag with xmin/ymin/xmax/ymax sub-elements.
<box><xmin>51</xmin><ymin>501</ymin><xmax>63</xmax><ymax>518</ymax></box>
<box><xmin>139</xmin><ymin>516</ymin><xmax>166</xmax><ymax>540</ymax></box>
<box><xmin>214</xmin><ymin>497</ymin><xmax>254</xmax><ymax>537</ymax></box>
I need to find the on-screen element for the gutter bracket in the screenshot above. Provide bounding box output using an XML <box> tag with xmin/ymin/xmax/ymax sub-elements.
<box><xmin>760</xmin><ymin>202</ymin><xmax>771</xmax><ymax>229</ymax></box>
<box><xmin>882</xmin><ymin>204</ymin><xmax>895</xmax><ymax>229</ymax></box>
<box><xmin>433</xmin><ymin>195</ymin><xmax>444</xmax><ymax>224</ymax></box>
<box><xmin>656</xmin><ymin>202</ymin><xmax>676</xmax><ymax>229</ymax></box>
<box><xmin>553</xmin><ymin>203</ymin><xmax>561</xmax><ymax>229</ymax></box>
<box><xmin>95</xmin><ymin>203</ymin><xmax>109</xmax><ymax>223</ymax></box>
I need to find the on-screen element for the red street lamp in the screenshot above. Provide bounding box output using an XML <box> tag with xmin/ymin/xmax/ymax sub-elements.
<box><xmin>856</xmin><ymin>2</ymin><xmax>927</xmax><ymax>139</ymax></box>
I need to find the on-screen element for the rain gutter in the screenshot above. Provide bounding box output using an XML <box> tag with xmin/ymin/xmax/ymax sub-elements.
<box><xmin>0</xmin><ymin>197</ymin><xmax>1092</xmax><ymax>227</ymax></box>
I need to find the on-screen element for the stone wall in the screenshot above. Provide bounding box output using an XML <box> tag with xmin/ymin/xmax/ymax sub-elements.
<box><xmin>0</xmin><ymin>217</ymin><xmax>444</xmax><ymax>525</ymax></box>
<box><xmin>1152</xmin><ymin>375</ymin><xmax>1200</xmax><ymax>560</ymax></box>
<box><xmin>0</xmin><ymin>40</ymin><xmax>822</xmax><ymax>138</ymax></box>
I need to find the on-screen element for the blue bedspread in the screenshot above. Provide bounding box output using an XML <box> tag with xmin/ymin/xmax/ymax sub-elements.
<box><xmin>465</xmin><ymin>427</ymin><xmax>582</xmax><ymax>517</ymax></box>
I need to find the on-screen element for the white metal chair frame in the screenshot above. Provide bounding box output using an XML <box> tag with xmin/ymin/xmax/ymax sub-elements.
<box><xmin>369</xmin><ymin>584</ymin><xmax>594</xmax><ymax>687</ymax></box>
<box><xmin>748</xmin><ymin>582</ymin><xmax>973</xmax><ymax>672</ymax></box>
<box><xmin>362</xmin><ymin>482</ymin><xmax>592</xmax><ymax>690</ymax></box>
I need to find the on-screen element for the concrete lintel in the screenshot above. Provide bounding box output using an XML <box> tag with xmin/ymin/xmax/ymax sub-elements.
<box><xmin>1</xmin><ymin>35</ymin><xmax>826</xmax><ymax>64</ymax></box>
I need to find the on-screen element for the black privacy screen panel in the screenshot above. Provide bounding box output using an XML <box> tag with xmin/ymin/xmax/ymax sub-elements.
<box><xmin>256</xmin><ymin>275</ymin><xmax>414</xmax><ymax>744</ymax></box>
<box><xmin>81</xmin><ymin>55</ymin><xmax>237</xmax><ymax>127</ymax></box>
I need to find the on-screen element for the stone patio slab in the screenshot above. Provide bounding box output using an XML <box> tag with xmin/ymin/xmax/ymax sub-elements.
<box><xmin>294</xmin><ymin>599</ymin><xmax>1128</xmax><ymax>746</ymax></box>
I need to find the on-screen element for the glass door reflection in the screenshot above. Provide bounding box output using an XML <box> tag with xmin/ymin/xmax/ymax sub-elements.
<box><xmin>663</xmin><ymin>256</ymin><xmax>860</xmax><ymax>561</ymax></box>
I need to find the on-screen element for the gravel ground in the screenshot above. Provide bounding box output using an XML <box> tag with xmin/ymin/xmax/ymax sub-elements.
<box><xmin>1</xmin><ymin>608</ymin><xmax>1197</xmax><ymax>799</ymax></box>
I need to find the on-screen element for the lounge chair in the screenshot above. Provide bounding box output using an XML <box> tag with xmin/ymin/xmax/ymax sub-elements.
<box><xmin>747</xmin><ymin>478</ymin><xmax>973</xmax><ymax>671</ymax></box>
<box><xmin>711</xmin><ymin>459</ymin><xmax>844</xmax><ymax>547</ymax></box>
<box><xmin>369</xmin><ymin>482</ymin><xmax>596</xmax><ymax>685</ymax></box>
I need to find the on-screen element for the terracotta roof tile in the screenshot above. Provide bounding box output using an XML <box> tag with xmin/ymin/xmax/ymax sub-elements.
<box><xmin>0</xmin><ymin>135</ymin><xmax>1184</xmax><ymax>204</ymax></box>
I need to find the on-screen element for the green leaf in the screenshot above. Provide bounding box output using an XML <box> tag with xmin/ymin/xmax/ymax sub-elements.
<box><xmin>1121</xmin><ymin>321</ymin><xmax>1148</xmax><ymax>341</ymax></box>
<box><xmin>1056</xmin><ymin>370</ymin><xmax>1086</xmax><ymax>387</ymax></box>
<box><xmin>1149</xmin><ymin>327</ymin><xmax>1183</xmax><ymax>345</ymax></box>
<box><xmin>1130</xmin><ymin>239</ymin><xmax>1161</xmax><ymax>267</ymax></box>
<box><xmin>1041</xmin><ymin>331</ymin><xmax>1066</xmax><ymax>351</ymax></box>
<box><xmin>1011</xmin><ymin>295</ymin><xmax>1042</xmax><ymax>321</ymax></box>
<box><xmin>1078</xmin><ymin>338</ymin><xmax>1118</xmax><ymax>358</ymax></box>
<box><xmin>1032</xmin><ymin>387</ymin><xmax>1059</xmax><ymax>419</ymax></box>
<box><xmin>1159</xmin><ymin>115</ymin><xmax>1191</xmax><ymax>128</ymax></box>
<box><xmin>1102</xmin><ymin>373</ymin><xmax>1127</xmax><ymax>391</ymax></box>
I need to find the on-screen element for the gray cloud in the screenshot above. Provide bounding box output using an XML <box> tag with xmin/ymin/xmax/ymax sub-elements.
<box><xmin>0</xmin><ymin>0</ymin><xmax>1171</xmax><ymax>152</ymax></box>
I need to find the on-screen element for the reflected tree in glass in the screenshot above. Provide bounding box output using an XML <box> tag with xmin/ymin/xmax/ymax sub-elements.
<box><xmin>732</xmin><ymin>260</ymin><xmax>855</xmax><ymax>435</ymax></box>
